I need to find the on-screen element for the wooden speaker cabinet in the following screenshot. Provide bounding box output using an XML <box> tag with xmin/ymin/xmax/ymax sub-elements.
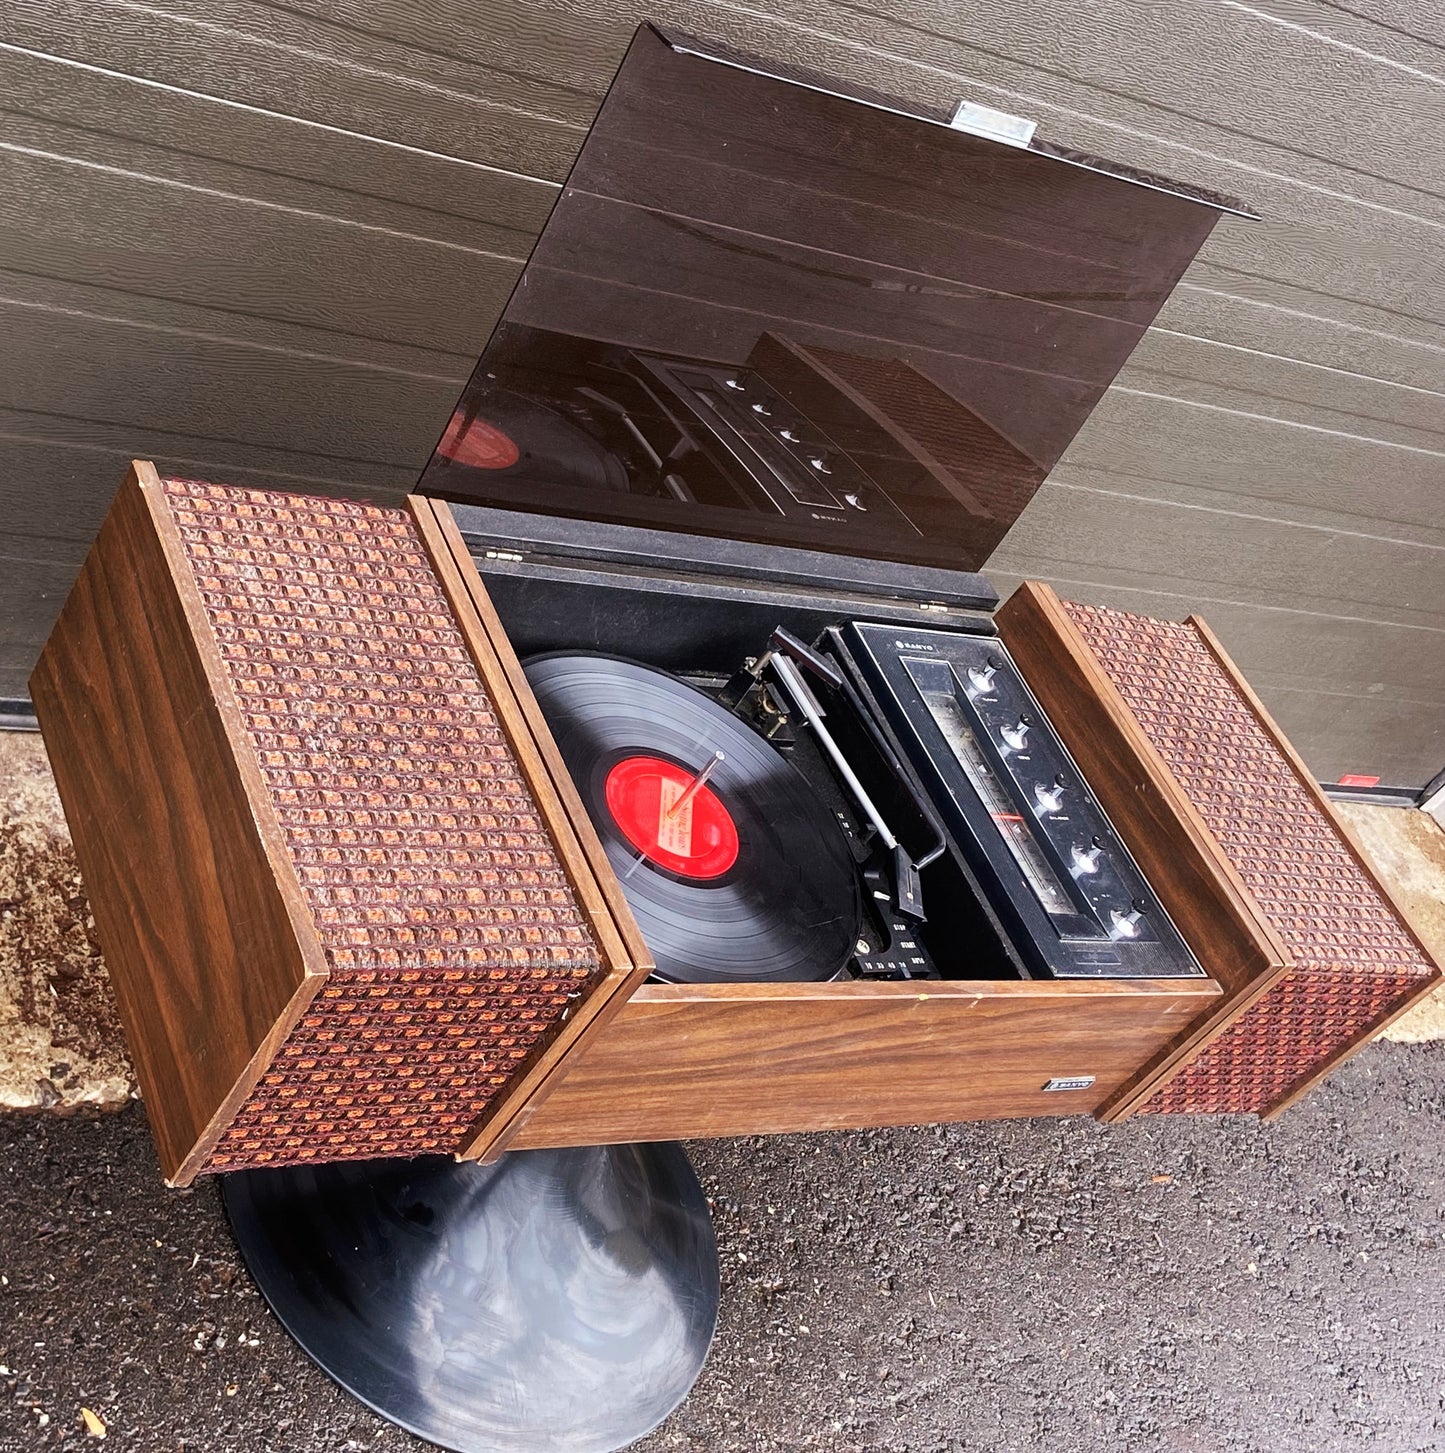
<box><xmin>30</xmin><ymin>464</ymin><xmax>651</xmax><ymax>1183</ymax></box>
<box><xmin>998</xmin><ymin>582</ymin><xmax>1442</xmax><ymax>1119</ymax></box>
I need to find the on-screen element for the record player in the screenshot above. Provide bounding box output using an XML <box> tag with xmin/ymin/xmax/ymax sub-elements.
<box><xmin>28</xmin><ymin>24</ymin><xmax>1442</xmax><ymax>1453</ymax></box>
<box><xmin>398</xmin><ymin>22</ymin><xmax>1258</xmax><ymax>1151</ymax></box>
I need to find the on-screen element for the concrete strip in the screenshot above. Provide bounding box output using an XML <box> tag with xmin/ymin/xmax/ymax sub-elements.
<box><xmin>0</xmin><ymin>732</ymin><xmax>134</xmax><ymax>1111</ymax></box>
<box><xmin>1332</xmin><ymin>800</ymin><xmax>1445</xmax><ymax>1043</ymax></box>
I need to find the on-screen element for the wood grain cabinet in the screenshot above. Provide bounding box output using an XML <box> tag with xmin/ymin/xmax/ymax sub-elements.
<box><xmin>32</xmin><ymin>467</ymin><xmax>1439</xmax><ymax>1181</ymax></box>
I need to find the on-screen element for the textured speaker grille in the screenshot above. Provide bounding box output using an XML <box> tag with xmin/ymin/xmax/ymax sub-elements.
<box><xmin>160</xmin><ymin>479</ymin><xmax>603</xmax><ymax>1170</ymax></box>
<box><xmin>1064</xmin><ymin>602</ymin><xmax>1433</xmax><ymax>1114</ymax></box>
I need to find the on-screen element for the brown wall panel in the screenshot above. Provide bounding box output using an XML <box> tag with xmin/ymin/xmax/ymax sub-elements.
<box><xmin>1</xmin><ymin>0</ymin><xmax>1442</xmax><ymax>781</ymax></box>
<box><xmin>994</xmin><ymin>485</ymin><xmax>1445</xmax><ymax>631</ymax></box>
<box><xmin>0</xmin><ymin>134</ymin><xmax>522</xmax><ymax>352</ymax></box>
<box><xmin>3</xmin><ymin>0</ymin><xmax>592</xmax><ymax>178</ymax></box>
<box><xmin>0</xmin><ymin>280</ymin><xmax>462</xmax><ymax>471</ymax></box>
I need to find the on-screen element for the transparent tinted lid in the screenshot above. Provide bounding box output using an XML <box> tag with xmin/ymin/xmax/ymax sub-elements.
<box><xmin>419</xmin><ymin>24</ymin><xmax>1253</xmax><ymax>575</ymax></box>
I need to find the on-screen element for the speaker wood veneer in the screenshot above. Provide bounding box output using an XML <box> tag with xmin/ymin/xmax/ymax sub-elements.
<box><xmin>31</xmin><ymin>464</ymin><xmax>649</xmax><ymax>1183</ymax></box>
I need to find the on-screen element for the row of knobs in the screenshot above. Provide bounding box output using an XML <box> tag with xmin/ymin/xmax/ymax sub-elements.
<box><xmin>723</xmin><ymin>377</ymin><xmax>867</xmax><ymax>508</ymax></box>
<box><xmin>970</xmin><ymin>654</ymin><xmax>1147</xmax><ymax>940</ymax></box>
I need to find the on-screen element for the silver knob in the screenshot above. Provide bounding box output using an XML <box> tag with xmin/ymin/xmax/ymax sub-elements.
<box><xmin>1071</xmin><ymin>842</ymin><xmax>1103</xmax><ymax>875</ymax></box>
<box><xmin>724</xmin><ymin>377</ymin><xmax>745</xmax><ymax>391</ymax></box>
<box><xmin>843</xmin><ymin>492</ymin><xmax>867</xmax><ymax>511</ymax></box>
<box><xmin>967</xmin><ymin>663</ymin><xmax>997</xmax><ymax>695</ymax></box>
<box><xmin>1035</xmin><ymin>780</ymin><xmax>1065</xmax><ymax>813</ymax></box>
<box><xmin>779</xmin><ymin>427</ymin><xmax>800</xmax><ymax>442</ymax></box>
<box><xmin>750</xmin><ymin>401</ymin><xmax>772</xmax><ymax>416</ymax></box>
<box><xmin>809</xmin><ymin>455</ymin><xmax>832</xmax><ymax>474</ymax></box>
<box><xmin>1109</xmin><ymin>907</ymin><xmax>1145</xmax><ymax>939</ymax></box>
<box><xmin>1000</xmin><ymin>718</ymin><xmax>1030</xmax><ymax>752</ymax></box>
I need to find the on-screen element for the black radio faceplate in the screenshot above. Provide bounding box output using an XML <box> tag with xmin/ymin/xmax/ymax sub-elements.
<box><xmin>839</xmin><ymin>622</ymin><xmax>1202</xmax><ymax>980</ymax></box>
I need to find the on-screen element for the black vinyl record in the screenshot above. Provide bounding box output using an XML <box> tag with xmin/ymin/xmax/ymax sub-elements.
<box><xmin>432</xmin><ymin>383</ymin><xmax>630</xmax><ymax>493</ymax></box>
<box><xmin>525</xmin><ymin>655</ymin><xmax>862</xmax><ymax>984</ymax></box>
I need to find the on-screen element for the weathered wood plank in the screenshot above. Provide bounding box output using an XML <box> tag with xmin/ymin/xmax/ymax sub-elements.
<box><xmin>1121</xmin><ymin>333</ymin><xmax>1445</xmax><ymax>450</ymax></box>
<box><xmin>0</xmin><ymin>40</ymin><xmax>560</xmax><ymax>233</ymax></box>
<box><xmin>1061</xmin><ymin>388</ymin><xmax>1445</xmax><ymax>535</ymax></box>
<box><xmin>0</xmin><ymin>276</ymin><xmax>463</xmax><ymax>471</ymax></box>
<box><xmin>1161</xmin><ymin>272</ymin><xmax>1445</xmax><ymax>397</ymax></box>
<box><xmin>994</xmin><ymin>484</ymin><xmax>1445</xmax><ymax>631</ymax></box>
<box><xmin>2</xmin><ymin>0</ymin><xmax>592</xmax><ymax>178</ymax></box>
<box><xmin>0</xmin><ymin>119</ymin><xmax>524</xmax><ymax>352</ymax></box>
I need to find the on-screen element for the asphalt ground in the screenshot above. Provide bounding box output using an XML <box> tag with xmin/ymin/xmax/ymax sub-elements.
<box><xmin>2</xmin><ymin>1039</ymin><xmax>1442</xmax><ymax>1453</ymax></box>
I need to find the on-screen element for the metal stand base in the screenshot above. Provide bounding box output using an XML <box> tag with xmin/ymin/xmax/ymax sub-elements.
<box><xmin>222</xmin><ymin>1143</ymin><xmax>719</xmax><ymax>1453</ymax></box>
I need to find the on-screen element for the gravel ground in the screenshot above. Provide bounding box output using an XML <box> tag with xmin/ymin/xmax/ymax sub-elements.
<box><xmin>2</xmin><ymin>1041</ymin><xmax>1443</xmax><ymax>1453</ymax></box>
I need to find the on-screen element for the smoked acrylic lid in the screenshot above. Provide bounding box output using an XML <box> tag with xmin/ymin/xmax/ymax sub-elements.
<box><xmin>418</xmin><ymin>23</ymin><xmax>1254</xmax><ymax>575</ymax></box>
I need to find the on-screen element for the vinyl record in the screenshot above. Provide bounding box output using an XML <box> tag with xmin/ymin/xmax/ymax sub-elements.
<box><xmin>432</xmin><ymin>383</ymin><xmax>629</xmax><ymax>493</ymax></box>
<box><xmin>524</xmin><ymin>654</ymin><xmax>862</xmax><ymax>984</ymax></box>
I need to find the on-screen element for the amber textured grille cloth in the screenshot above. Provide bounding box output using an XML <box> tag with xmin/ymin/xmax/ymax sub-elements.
<box><xmin>161</xmin><ymin>479</ymin><xmax>604</xmax><ymax>1171</ymax></box>
<box><xmin>1064</xmin><ymin>602</ymin><xmax>1436</xmax><ymax>1115</ymax></box>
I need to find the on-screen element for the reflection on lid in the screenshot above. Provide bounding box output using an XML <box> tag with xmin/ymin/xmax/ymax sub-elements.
<box><xmin>419</xmin><ymin>24</ymin><xmax>1253</xmax><ymax>573</ymax></box>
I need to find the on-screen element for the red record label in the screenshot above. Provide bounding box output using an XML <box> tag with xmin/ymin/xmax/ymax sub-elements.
<box><xmin>435</xmin><ymin>408</ymin><xmax>521</xmax><ymax>470</ymax></box>
<box><xmin>604</xmin><ymin>755</ymin><xmax>739</xmax><ymax>880</ymax></box>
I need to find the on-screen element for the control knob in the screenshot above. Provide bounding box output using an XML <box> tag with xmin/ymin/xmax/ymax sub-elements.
<box><xmin>966</xmin><ymin>658</ymin><xmax>999</xmax><ymax>695</ymax></box>
<box><xmin>1000</xmin><ymin>715</ymin><xmax>1031</xmax><ymax>752</ymax></box>
<box><xmin>1035</xmin><ymin>776</ymin><xmax>1066</xmax><ymax>813</ymax></box>
<box><xmin>1071</xmin><ymin>838</ymin><xmax>1104</xmax><ymax>876</ymax></box>
<box><xmin>1109</xmin><ymin>906</ymin><xmax>1146</xmax><ymax>940</ymax></box>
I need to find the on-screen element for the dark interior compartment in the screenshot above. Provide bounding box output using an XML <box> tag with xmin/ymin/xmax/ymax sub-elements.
<box><xmin>456</xmin><ymin>507</ymin><xmax>1028</xmax><ymax>984</ymax></box>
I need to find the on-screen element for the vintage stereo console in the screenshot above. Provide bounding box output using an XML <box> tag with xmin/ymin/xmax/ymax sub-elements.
<box><xmin>28</xmin><ymin>25</ymin><xmax>1442</xmax><ymax>1453</ymax></box>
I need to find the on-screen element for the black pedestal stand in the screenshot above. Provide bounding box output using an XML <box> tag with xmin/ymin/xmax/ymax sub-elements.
<box><xmin>222</xmin><ymin>1143</ymin><xmax>719</xmax><ymax>1453</ymax></box>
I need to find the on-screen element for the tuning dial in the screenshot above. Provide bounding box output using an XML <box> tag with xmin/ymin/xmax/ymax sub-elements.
<box><xmin>724</xmin><ymin>377</ymin><xmax>746</xmax><ymax>391</ymax></box>
<box><xmin>1000</xmin><ymin>716</ymin><xmax>1031</xmax><ymax>752</ymax></box>
<box><xmin>843</xmin><ymin>492</ymin><xmax>867</xmax><ymax>511</ymax></box>
<box><xmin>1109</xmin><ymin>907</ymin><xmax>1146</xmax><ymax>940</ymax></box>
<box><xmin>1071</xmin><ymin>838</ymin><xmax>1104</xmax><ymax>876</ymax></box>
<box><xmin>966</xmin><ymin>659</ymin><xmax>999</xmax><ymax>695</ymax></box>
<box><xmin>809</xmin><ymin>455</ymin><xmax>832</xmax><ymax>474</ymax></box>
<box><xmin>1035</xmin><ymin>776</ymin><xmax>1066</xmax><ymax>813</ymax></box>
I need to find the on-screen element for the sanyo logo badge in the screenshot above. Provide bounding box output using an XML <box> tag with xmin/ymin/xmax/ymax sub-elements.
<box><xmin>894</xmin><ymin>640</ymin><xmax>937</xmax><ymax>651</ymax></box>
